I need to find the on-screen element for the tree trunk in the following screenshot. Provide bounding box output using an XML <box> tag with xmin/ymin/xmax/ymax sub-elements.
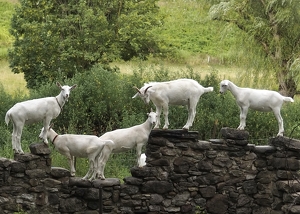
<box><xmin>278</xmin><ymin>77</ymin><xmax>297</xmax><ymax>98</ymax></box>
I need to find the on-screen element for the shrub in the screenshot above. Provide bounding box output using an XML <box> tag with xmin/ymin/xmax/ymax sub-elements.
<box><xmin>1</xmin><ymin>64</ymin><xmax>300</xmax><ymax>178</ymax></box>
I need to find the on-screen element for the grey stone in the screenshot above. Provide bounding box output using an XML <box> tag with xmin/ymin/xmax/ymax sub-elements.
<box><xmin>51</xmin><ymin>167</ymin><xmax>71</xmax><ymax>178</ymax></box>
<box><xmin>142</xmin><ymin>181</ymin><xmax>173</xmax><ymax>194</ymax></box>
<box><xmin>29</xmin><ymin>143</ymin><xmax>51</xmax><ymax>155</ymax></box>
<box><xmin>93</xmin><ymin>178</ymin><xmax>120</xmax><ymax>187</ymax></box>
<box><xmin>199</xmin><ymin>186</ymin><xmax>216</xmax><ymax>198</ymax></box>
<box><xmin>206</xmin><ymin>194</ymin><xmax>228</xmax><ymax>214</ymax></box>
<box><xmin>220</xmin><ymin>127</ymin><xmax>249</xmax><ymax>140</ymax></box>
<box><xmin>149</xmin><ymin>194</ymin><xmax>164</xmax><ymax>205</ymax></box>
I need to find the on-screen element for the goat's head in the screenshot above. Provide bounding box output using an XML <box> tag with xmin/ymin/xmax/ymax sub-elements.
<box><xmin>132</xmin><ymin>85</ymin><xmax>152</xmax><ymax>104</ymax></box>
<box><xmin>57</xmin><ymin>82</ymin><xmax>77</xmax><ymax>101</ymax></box>
<box><xmin>39</xmin><ymin>125</ymin><xmax>54</xmax><ymax>139</ymax></box>
<box><xmin>219</xmin><ymin>80</ymin><xmax>229</xmax><ymax>94</ymax></box>
<box><xmin>147</xmin><ymin>109</ymin><xmax>157</xmax><ymax>126</ymax></box>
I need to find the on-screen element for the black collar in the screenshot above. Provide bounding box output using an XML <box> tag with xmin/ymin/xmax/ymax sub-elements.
<box><xmin>55</xmin><ymin>97</ymin><xmax>63</xmax><ymax>111</ymax></box>
<box><xmin>52</xmin><ymin>135</ymin><xmax>58</xmax><ymax>144</ymax></box>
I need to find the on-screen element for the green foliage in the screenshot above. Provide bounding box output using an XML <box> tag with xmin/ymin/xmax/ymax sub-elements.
<box><xmin>0</xmin><ymin>1</ymin><xmax>15</xmax><ymax>60</ymax></box>
<box><xmin>209</xmin><ymin>0</ymin><xmax>300</xmax><ymax>96</ymax></box>
<box><xmin>8</xmin><ymin>0</ymin><xmax>162</xmax><ymax>89</ymax></box>
<box><xmin>1</xmin><ymin>66</ymin><xmax>300</xmax><ymax>179</ymax></box>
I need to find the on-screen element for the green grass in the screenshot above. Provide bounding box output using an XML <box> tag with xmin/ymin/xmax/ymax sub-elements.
<box><xmin>0</xmin><ymin>60</ymin><xmax>29</xmax><ymax>95</ymax></box>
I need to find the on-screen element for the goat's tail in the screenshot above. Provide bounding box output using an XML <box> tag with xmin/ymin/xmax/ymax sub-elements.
<box><xmin>204</xmin><ymin>87</ymin><xmax>214</xmax><ymax>93</ymax></box>
<box><xmin>283</xmin><ymin>97</ymin><xmax>294</xmax><ymax>103</ymax></box>
<box><xmin>5</xmin><ymin>111</ymin><xmax>10</xmax><ymax>125</ymax></box>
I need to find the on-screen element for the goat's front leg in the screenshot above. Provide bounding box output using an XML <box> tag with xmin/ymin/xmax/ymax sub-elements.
<box><xmin>154</xmin><ymin>106</ymin><xmax>162</xmax><ymax>129</ymax></box>
<box><xmin>68</xmin><ymin>155</ymin><xmax>76</xmax><ymax>177</ymax></box>
<box><xmin>42</xmin><ymin>120</ymin><xmax>50</xmax><ymax>144</ymax></box>
<box><xmin>162</xmin><ymin>105</ymin><xmax>169</xmax><ymax>129</ymax></box>
<box><xmin>273</xmin><ymin>108</ymin><xmax>284</xmax><ymax>136</ymax></box>
<box><xmin>238</xmin><ymin>106</ymin><xmax>248</xmax><ymax>130</ymax></box>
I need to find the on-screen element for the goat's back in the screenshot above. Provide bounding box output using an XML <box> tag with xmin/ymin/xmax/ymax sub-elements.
<box><xmin>55</xmin><ymin>134</ymin><xmax>104</xmax><ymax>157</ymax></box>
<box><xmin>7</xmin><ymin>97</ymin><xmax>60</xmax><ymax>124</ymax></box>
<box><xmin>235</xmin><ymin>88</ymin><xmax>293</xmax><ymax>111</ymax></box>
<box><xmin>146</xmin><ymin>79</ymin><xmax>207</xmax><ymax>105</ymax></box>
<box><xmin>99</xmin><ymin>124</ymin><xmax>149</xmax><ymax>153</ymax></box>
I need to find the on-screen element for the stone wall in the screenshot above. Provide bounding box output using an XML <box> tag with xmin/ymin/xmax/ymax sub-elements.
<box><xmin>0</xmin><ymin>128</ymin><xmax>300</xmax><ymax>214</ymax></box>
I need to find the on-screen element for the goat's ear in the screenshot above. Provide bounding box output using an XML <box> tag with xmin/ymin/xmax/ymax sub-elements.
<box><xmin>71</xmin><ymin>84</ymin><xmax>77</xmax><ymax>90</ymax></box>
<box><xmin>56</xmin><ymin>82</ymin><xmax>62</xmax><ymax>88</ymax></box>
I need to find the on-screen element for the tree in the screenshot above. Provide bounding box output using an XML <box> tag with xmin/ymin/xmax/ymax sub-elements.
<box><xmin>209</xmin><ymin>0</ymin><xmax>300</xmax><ymax>97</ymax></box>
<box><xmin>9</xmin><ymin>0</ymin><xmax>162</xmax><ymax>89</ymax></box>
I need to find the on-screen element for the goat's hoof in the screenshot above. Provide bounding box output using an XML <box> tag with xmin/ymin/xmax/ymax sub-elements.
<box><xmin>14</xmin><ymin>149</ymin><xmax>24</xmax><ymax>155</ymax></box>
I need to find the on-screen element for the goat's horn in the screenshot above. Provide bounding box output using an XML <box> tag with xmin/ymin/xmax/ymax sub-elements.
<box><xmin>144</xmin><ymin>86</ymin><xmax>152</xmax><ymax>94</ymax></box>
<box><xmin>132</xmin><ymin>86</ymin><xmax>142</xmax><ymax>94</ymax></box>
<box><xmin>49</xmin><ymin>123</ymin><xmax>54</xmax><ymax>129</ymax></box>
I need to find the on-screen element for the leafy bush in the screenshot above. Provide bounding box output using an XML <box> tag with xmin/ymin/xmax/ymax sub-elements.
<box><xmin>1</xmin><ymin>65</ymin><xmax>300</xmax><ymax>178</ymax></box>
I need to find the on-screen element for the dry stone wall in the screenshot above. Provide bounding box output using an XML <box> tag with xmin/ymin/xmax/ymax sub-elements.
<box><xmin>0</xmin><ymin>128</ymin><xmax>300</xmax><ymax>214</ymax></box>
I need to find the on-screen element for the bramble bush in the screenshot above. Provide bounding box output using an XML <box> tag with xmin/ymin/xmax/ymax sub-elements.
<box><xmin>1</xmin><ymin>64</ymin><xmax>300</xmax><ymax>178</ymax></box>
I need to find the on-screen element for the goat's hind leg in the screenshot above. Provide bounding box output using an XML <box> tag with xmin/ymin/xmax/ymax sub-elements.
<box><xmin>183</xmin><ymin>101</ymin><xmax>197</xmax><ymax>130</ymax></box>
<box><xmin>96</xmin><ymin>146</ymin><xmax>113</xmax><ymax>180</ymax></box>
<box><xmin>273</xmin><ymin>108</ymin><xmax>284</xmax><ymax>136</ymax></box>
<box><xmin>154</xmin><ymin>106</ymin><xmax>162</xmax><ymax>129</ymax></box>
<box><xmin>82</xmin><ymin>160</ymin><xmax>94</xmax><ymax>180</ymax></box>
<box><xmin>162</xmin><ymin>105</ymin><xmax>169</xmax><ymax>129</ymax></box>
<box><xmin>13</xmin><ymin>122</ymin><xmax>24</xmax><ymax>154</ymax></box>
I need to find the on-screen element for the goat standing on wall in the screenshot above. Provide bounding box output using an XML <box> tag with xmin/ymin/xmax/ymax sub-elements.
<box><xmin>5</xmin><ymin>82</ymin><xmax>77</xmax><ymax>154</ymax></box>
<box><xmin>219</xmin><ymin>80</ymin><xmax>294</xmax><ymax>136</ymax></box>
<box><xmin>40</xmin><ymin>126</ymin><xmax>114</xmax><ymax>181</ymax></box>
<box><xmin>132</xmin><ymin>78</ymin><xmax>214</xmax><ymax>130</ymax></box>
<box><xmin>96</xmin><ymin>110</ymin><xmax>157</xmax><ymax>179</ymax></box>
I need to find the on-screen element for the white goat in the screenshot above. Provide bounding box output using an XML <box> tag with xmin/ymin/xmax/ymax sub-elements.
<box><xmin>132</xmin><ymin>78</ymin><xmax>214</xmax><ymax>130</ymax></box>
<box><xmin>219</xmin><ymin>80</ymin><xmax>294</xmax><ymax>136</ymax></box>
<box><xmin>96</xmin><ymin>110</ymin><xmax>157</xmax><ymax>179</ymax></box>
<box><xmin>40</xmin><ymin>127</ymin><xmax>114</xmax><ymax>181</ymax></box>
<box><xmin>5</xmin><ymin>82</ymin><xmax>77</xmax><ymax>154</ymax></box>
<box><xmin>138</xmin><ymin>153</ymin><xmax>146</xmax><ymax>167</ymax></box>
